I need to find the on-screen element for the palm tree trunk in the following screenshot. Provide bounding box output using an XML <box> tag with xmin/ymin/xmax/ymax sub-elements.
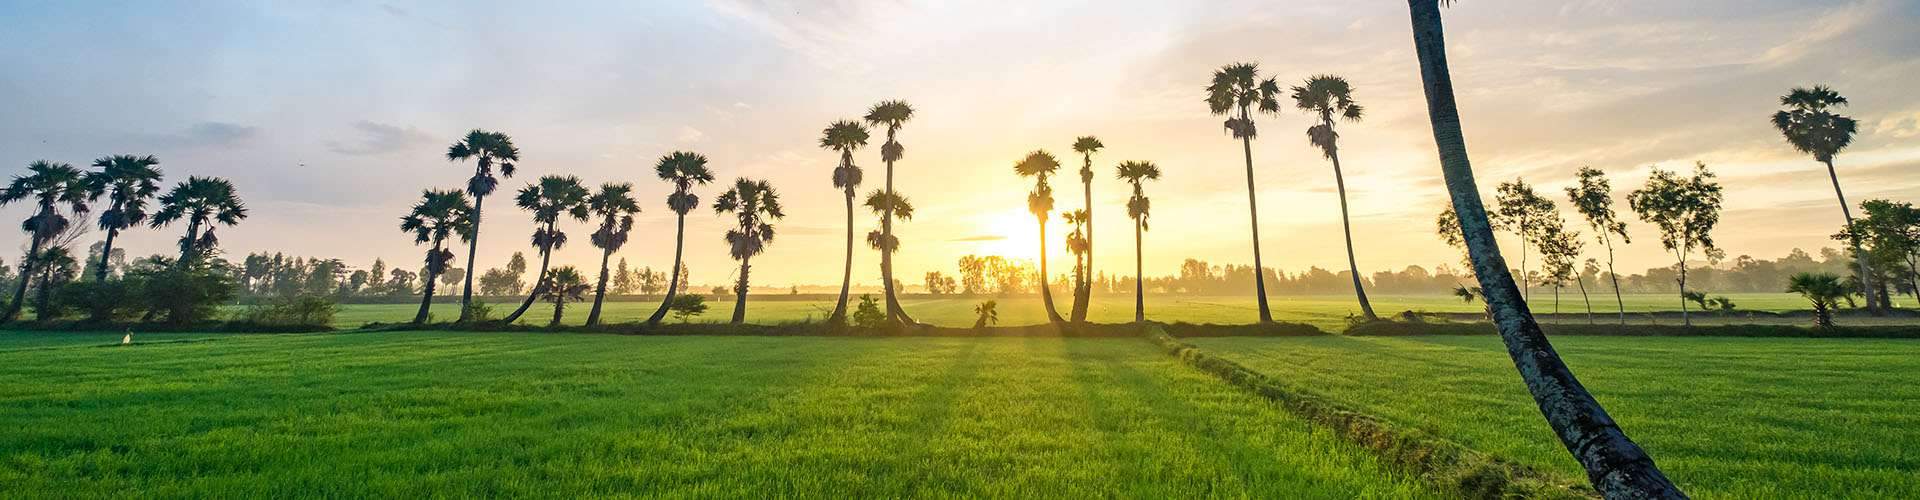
<box><xmin>1134</xmin><ymin>218</ymin><xmax>1145</xmax><ymax>324</ymax></box>
<box><xmin>1825</xmin><ymin>158</ymin><xmax>1882</xmax><ymax>316</ymax></box>
<box><xmin>881</xmin><ymin>147</ymin><xmax>913</xmax><ymax>325</ymax></box>
<box><xmin>5</xmin><ymin>233</ymin><xmax>45</xmax><ymax>322</ymax></box>
<box><xmin>1606</xmin><ymin>237</ymin><xmax>1626</xmax><ymax>325</ymax></box>
<box><xmin>413</xmin><ymin>238</ymin><xmax>443</xmax><ymax>325</ymax></box>
<box><xmin>1038</xmin><ymin>216</ymin><xmax>1064</xmax><ymax>324</ymax></box>
<box><xmin>1406</xmin><ymin>3</ymin><xmax>1684</xmax><ymax>497</ymax></box>
<box><xmin>1071</xmin><ymin>175</ymin><xmax>1093</xmax><ymax>323</ymax></box>
<box><xmin>550</xmin><ymin>299</ymin><xmax>564</xmax><ymax>327</ymax></box>
<box><xmin>95</xmin><ymin>222</ymin><xmax>119</xmax><ymax>282</ymax></box>
<box><xmin>1240</xmin><ymin>119</ymin><xmax>1274</xmax><ymax>323</ymax></box>
<box><xmin>829</xmin><ymin>189</ymin><xmax>854</xmax><ymax>324</ymax></box>
<box><xmin>177</xmin><ymin>218</ymin><xmax>202</xmax><ymax>266</ymax></box>
<box><xmin>1328</xmin><ymin>145</ymin><xmax>1377</xmax><ymax>320</ymax></box>
<box><xmin>458</xmin><ymin>193</ymin><xmax>484</xmax><ymax>322</ymax></box>
<box><xmin>503</xmin><ymin>224</ymin><xmax>554</xmax><ymax>324</ymax></box>
<box><xmin>732</xmin><ymin>257</ymin><xmax>750</xmax><ymax>324</ymax></box>
<box><xmin>646</xmin><ymin>213</ymin><xmax>688</xmax><ymax>325</ymax></box>
<box><xmin>586</xmin><ymin>245</ymin><xmax>613</xmax><ymax>326</ymax></box>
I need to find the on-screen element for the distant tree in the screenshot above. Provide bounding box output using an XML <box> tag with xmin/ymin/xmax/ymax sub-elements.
<box><xmin>924</xmin><ymin>271</ymin><xmax>956</xmax><ymax>295</ymax></box>
<box><xmin>439</xmin><ymin>268</ymin><xmax>465</xmax><ymax>297</ymax></box>
<box><xmin>83</xmin><ymin>155</ymin><xmax>162</xmax><ymax>283</ymax></box>
<box><xmin>865</xmin><ymin>101</ymin><xmax>917</xmax><ymax>324</ymax></box>
<box><xmin>956</xmin><ymin>255</ymin><xmax>988</xmax><ymax>294</ymax></box>
<box><xmin>972</xmin><ymin>299</ymin><xmax>998</xmax><ymax>329</ymax></box>
<box><xmin>1015</xmin><ymin>151</ymin><xmax>1066</xmax><ymax>324</ymax></box>
<box><xmin>399</xmin><ymin>189</ymin><xmax>473</xmax><ymax>324</ymax></box>
<box><xmin>638</xmin><ymin>266</ymin><xmax>664</xmax><ymax>295</ymax></box>
<box><xmin>1492</xmin><ymin>178</ymin><xmax>1556</xmax><ymax>300</ymax></box>
<box><xmin>1117</xmin><ymin>160</ymin><xmax>1160</xmax><ymax>324</ymax></box>
<box><xmin>584</xmin><ymin>183</ymin><xmax>640</xmax><ymax>326</ymax></box>
<box><xmin>366</xmin><ymin>259</ymin><xmax>389</xmax><ymax>295</ymax></box>
<box><xmin>1</xmin><ymin>161</ymin><xmax>94</xmax><ymax>321</ymax></box>
<box><xmin>819</xmin><ymin>119</ymin><xmax>869</xmax><ymax>325</ymax></box>
<box><xmin>1537</xmin><ymin>215</ymin><xmax>1583</xmax><ymax>316</ymax></box>
<box><xmin>1565</xmin><ymin>166</ymin><xmax>1632</xmax><ymax>324</ymax></box>
<box><xmin>1068</xmin><ymin>136</ymin><xmax>1103</xmax><ymax>323</ymax></box>
<box><xmin>646</xmin><ymin>151</ymin><xmax>715</xmax><ymax>325</ymax></box>
<box><xmin>538</xmin><ymin>266</ymin><xmax>591</xmax><ymax>327</ymax></box>
<box><xmin>386</xmin><ymin>268</ymin><xmax>417</xmax><ymax>296</ymax></box>
<box><xmin>1773</xmin><ymin>86</ymin><xmax>1880</xmax><ymax>315</ymax></box>
<box><xmin>502</xmin><ymin>176</ymin><xmax>590</xmax><ymax>323</ymax></box>
<box><xmin>1629</xmin><ymin>163</ymin><xmax>1724</xmax><ymax>326</ymax></box>
<box><xmin>668</xmin><ymin>294</ymin><xmax>706</xmax><ymax>323</ymax></box>
<box><xmin>611</xmin><ymin>258</ymin><xmax>636</xmax><ymax>295</ymax></box>
<box><xmin>1206</xmin><ymin>62</ymin><xmax>1282</xmax><ymax>323</ymax></box>
<box><xmin>1836</xmin><ymin>200</ymin><xmax>1920</xmax><ymax>307</ymax></box>
<box><xmin>714</xmin><ymin>178</ymin><xmax>783</xmax><ymax>324</ymax></box>
<box><xmin>1787</xmin><ymin>272</ymin><xmax>1846</xmax><ymax>327</ymax></box>
<box><xmin>1291</xmin><ymin>74</ymin><xmax>1376</xmax><ymax>320</ymax></box>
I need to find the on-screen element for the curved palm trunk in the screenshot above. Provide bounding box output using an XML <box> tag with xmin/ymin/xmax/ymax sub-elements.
<box><xmin>458</xmin><ymin>193</ymin><xmax>485</xmax><ymax>322</ymax></box>
<box><xmin>829</xmin><ymin>188</ymin><xmax>854</xmax><ymax>324</ymax></box>
<box><xmin>95</xmin><ymin>205</ymin><xmax>121</xmax><ymax>282</ymax></box>
<box><xmin>1605</xmin><ymin>237</ymin><xmax>1626</xmax><ymax>325</ymax></box>
<box><xmin>1134</xmin><ymin>218</ymin><xmax>1145</xmax><ymax>324</ymax></box>
<box><xmin>1071</xmin><ymin>176</ymin><xmax>1093</xmax><ymax>323</ymax></box>
<box><xmin>732</xmin><ymin>257</ymin><xmax>751</xmax><ymax>324</ymax></box>
<box><xmin>1825</xmin><ymin>159</ymin><xmax>1881</xmax><ymax>316</ymax></box>
<box><xmin>645</xmin><ymin>213</ymin><xmax>688</xmax><ymax>325</ymax></box>
<box><xmin>1328</xmin><ymin>146</ymin><xmax>1378</xmax><ymax>320</ymax></box>
<box><xmin>1038</xmin><ymin>216</ymin><xmax>1065</xmax><ymax>324</ymax></box>
<box><xmin>585</xmin><ymin>245</ymin><xmax>614</xmax><ymax>326</ymax></box>
<box><xmin>1407</xmin><ymin>3</ymin><xmax>1684</xmax><ymax>498</ymax></box>
<box><xmin>1240</xmin><ymin>126</ymin><xmax>1274</xmax><ymax>323</ymax></box>
<box><xmin>5</xmin><ymin>230</ymin><xmax>46</xmax><ymax>322</ymax></box>
<box><xmin>502</xmin><ymin>223</ymin><xmax>554</xmax><ymax>324</ymax></box>
<box><xmin>412</xmin><ymin>237</ymin><xmax>445</xmax><ymax>325</ymax></box>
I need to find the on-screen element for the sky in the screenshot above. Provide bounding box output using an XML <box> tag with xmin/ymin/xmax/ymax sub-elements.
<box><xmin>2</xmin><ymin>0</ymin><xmax>1918</xmax><ymax>291</ymax></box>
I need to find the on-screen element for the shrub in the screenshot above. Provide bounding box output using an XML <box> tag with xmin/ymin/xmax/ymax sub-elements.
<box><xmin>126</xmin><ymin>260</ymin><xmax>236</xmax><ymax>325</ymax></box>
<box><xmin>851</xmin><ymin>294</ymin><xmax>884</xmax><ymax>329</ymax></box>
<box><xmin>462</xmin><ymin>301</ymin><xmax>495</xmax><ymax>323</ymax></box>
<box><xmin>239</xmin><ymin>294</ymin><xmax>338</xmax><ymax>327</ymax></box>
<box><xmin>56</xmin><ymin>280</ymin><xmax>142</xmax><ymax>322</ymax></box>
<box><xmin>669</xmin><ymin>294</ymin><xmax>708</xmax><ymax>323</ymax></box>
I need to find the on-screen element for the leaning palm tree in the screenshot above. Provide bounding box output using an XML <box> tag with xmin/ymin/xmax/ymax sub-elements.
<box><xmin>1116</xmin><ymin>160</ymin><xmax>1160</xmax><ymax>324</ymax></box>
<box><xmin>1206</xmin><ymin>62</ymin><xmax>1282</xmax><ymax>323</ymax></box>
<box><xmin>83</xmin><ymin>155</ymin><xmax>163</xmax><ymax>282</ymax></box>
<box><xmin>538</xmin><ymin>266</ymin><xmax>592</xmax><ymax>327</ymax></box>
<box><xmin>445</xmin><ymin>129</ymin><xmax>520</xmax><ymax>322</ymax></box>
<box><xmin>1292</xmin><ymin>75</ymin><xmax>1377</xmax><ymax>321</ymax></box>
<box><xmin>1015</xmin><ymin>151</ymin><xmax>1066</xmax><ymax>324</ymax></box>
<box><xmin>149</xmin><ymin>176</ymin><xmax>246</xmax><ymax>265</ymax></box>
<box><xmin>584</xmin><ymin>183</ymin><xmax>640</xmax><ymax>326</ymax></box>
<box><xmin>819</xmin><ymin>120</ymin><xmax>869</xmax><ymax>325</ymax></box>
<box><xmin>645</xmin><ymin>152</ymin><xmax>716</xmax><ymax>325</ymax></box>
<box><xmin>864</xmin><ymin>100</ymin><xmax>916</xmax><ymax>324</ymax></box>
<box><xmin>1773</xmin><ymin>85</ymin><xmax>1881</xmax><ymax>315</ymax></box>
<box><xmin>1405</xmin><ymin>1</ymin><xmax>1683</xmax><ymax>497</ymax></box>
<box><xmin>399</xmin><ymin>189</ymin><xmax>474</xmax><ymax>325</ymax></box>
<box><xmin>501</xmin><ymin>175</ymin><xmax>590</xmax><ymax>324</ymax></box>
<box><xmin>1068</xmin><ymin>136</ymin><xmax>1103</xmax><ymax>323</ymax></box>
<box><xmin>714</xmin><ymin>178</ymin><xmax>783</xmax><ymax>324</ymax></box>
<box><xmin>0</xmin><ymin>161</ymin><xmax>94</xmax><ymax>321</ymax></box>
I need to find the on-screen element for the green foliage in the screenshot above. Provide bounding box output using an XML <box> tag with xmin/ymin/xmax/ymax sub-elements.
<box><xmin>972</xmin><ymin>300</ymin><xmax>998</xmax><ymax>329</ymax></box>
<box><xmin>462</xmin><ymin>301</ymin><xmax>495</xmax><ymax>323</ymax></box>
<box><xmin>668</xmin><ymin>294</ymin><xmax>707</xmax><ymax>323</ymax></box>
<box><xmin>126</xmin><ymin>259</ymin><xmax>236</xmax><ymax>325</ymax></box>
<box><xmin>56</xmin><ymin>280</ymin><xmax>141</xmax><ymax>322</ymax></box>
<box><xmin>239</xmin><ymin>294</ymin><xmax>338</xmax><ymax>327</ymax></box>
<box><xmin>851</xmin><ymin>294</ymin><xmax>884</xmax><ymax>329</ymax></box>
<box><xmin>1787</xmin><ymin>272</ymin><xmax>1847</xmax><ymax>327</ymax></box>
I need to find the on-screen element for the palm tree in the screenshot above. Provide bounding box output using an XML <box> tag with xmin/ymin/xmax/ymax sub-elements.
<box><xmin>1068</xmin><ymin>136</ymin><xmax>1103</xmax><ymax>323</ymax></box>
<box><xmin>864</xmin><ymin>100</ymin><xmax>916</xmax><ymax>324</ymax></box>
<box><xmin>1116</xmin><ymin>160</ymin><xmax>1160</xmax><ymax>324</ymax></box>
<box><xmin>445</xmin><ymin>129</ymin><xmax>520</xmax><ymax>322</ymax></box>
<box><xmin>538</xmin><ymin>266</ymin><xmax>592</xmax><ymax>327</ymax></box>
<box><xmin>1063</xmin><ymin>210</ymin><xmax>1090</xmax><ymax>313</ymax></box>
<box><xmin>0</xmin><ymin>161</ymin><xmax>93</xmax><ymax>321</ymax></box>
<box><xmin>1206</xmin><ymin>62</ymin><xmax>1282</xmax><ymax>323</ymax></box>
<box><xmin>29</xmin><ymin>246</ymin><xmax>77</xmax><ymax>317</ymax></box>
<box><xmin>864</xmin><ymin>190</ymin><xmax>914</xmax><ymax>303</ymax></box>
<box><xmin>714</xmin><ymin>178</ymin><xmax>783</xmax><ymax>324</ymax></box>
<box><xmin>501</xmin><ymin>175</ymin><xmax>589</xmax><ymax>324</ymax></box>
<box><xmin>819</xmin><ymin>120</ymin><xmax>869</xmax><ymax>325</ymax></box>
<box><xmin>1015</xmin><ymin>150</ymin><xmax>1066</xmax><ymax>325</ymax></box>
<box><xmin>1291</xmin><ymin>75</ymin><xmax>1378</xmax><ymax>320</ymax></box>
<box><xmin>1772</xmin><ymin>86</ymin><xmax>1881</xmax><ymax>315</ymax></box>
<box><xmin>1405</xmin><ymin>1</ymin><xmax>1683</xmax><ymax>497</ymax></box>
<box><xmin>584</xmin><ymin>183</ymin><xmax>640</xmax><ymax>326</ymax></box>
<box><xmin>645</xmin><ymin>152</ymin><xmax>716</xmax><ymax>325</ymax></box>
<box><xmin>83</xmin><ymin>155</ymin><xmax>162</xmax><ymax>282</ymax></box>
<box><xmin>1787</xmin><ymin>272</ymin><xmax>1846</xmax><ymax>328</ymax></box>
<box><xmin>399</xmin><ymin>189</ymin><xmax>474</xmax><ymax>325</ymax></box>
<box><xmin>150</xmin><ymin>176</ymin><xmax>246</xmax><ymax>265</ymax></box>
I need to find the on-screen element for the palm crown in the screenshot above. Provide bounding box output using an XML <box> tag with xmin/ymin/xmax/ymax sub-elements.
<box><xmin>1206</xmin><ymin>63</ymin><xmax>1282</xmax><ymax>139</ymax></box>
<box><xmin>1771</xmin><ymin>85</ymin><xmax>1854</xmax><ymax>163</ymax></box>
<box><xmin>1291</xmin><ymin>75</ymin><xmax>1364</xmax><ymax>159</ymax></box>
<box><xmin>150</xmin><ymin>176</ymin><xmax>246</xmax><ymax>254</ymax></box>
<box><xmin>400</xmin><ymin>189</ymin><xmax>474</xmax><ymax>245</ymax></box>
<box><xmin>714</xmin><ymin>178</ymin><xmax>784</xmax><ymax>260</ymax></box>
<box><xmin>821</xmin><ymin>120</ymin><xmax>870</xmax><ymax>190</ymax></box>
<box><xmin>863</xmin><ymin>190</ymin><xmax>914</xmax><ymax>251</ymax></box>
<box><xmin>86</xmin><ymin>155</ymin><xmax>164</xmax><ymax>231</ymax></box>
<box><xmin>1115</xmin><ymin>161</ymin><xmax>1161</xmax><ymax>229</ymax></box>
<box><xmin>446</xmin><ymin>129</ymin><xmax>520</xmax><ymax>197</ymax></box>
<box><xmin>656</xmin><ymin>151</ymin><xmax>715</xmax><ymax>214</ymax></box>
<box><xmin>587</xmin><ymin>182</ymin><xmax>640</xmax><ymax>252</ymax></box>
<box><xmin>537</xmin><ymin>266</ymin><xmax>592</xmax><ymax>303</ymax></box>
<box><xmin>516</xmin><ymin>175</ymin><xmax>590</xmax><ymax>251</ymax></box>
<box><xmin>1</xmin><ymin>161</ymin><xmax>95</xmax><ymax>235</ymax></box>
<box><xmin>1072</xmin><ymin>136</ymin><xmax>1103</xmax><ymax>183</ymax></box>
<box><xmin>1015</xmin><ymin>151</ymin><xmax>1061</xmax><ymax>218</ymax></box>
<box><xmin>864</xmin><ymin>101</ymin><xmax>913</xmax><ymax>163</ymax></box>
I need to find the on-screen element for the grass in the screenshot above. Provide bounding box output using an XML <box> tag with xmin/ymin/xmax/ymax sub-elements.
<box><xmin>0</xmin><ymin>332</ymin><xmax>1438</xmax><ymax>498</ymax></box>
<box><xmin>1185</xmin><ymin>335</ymin><xmax>1920</xmax><ymax>499</ymax></box>
<box><xmin>315</xmin><ymin>292</ymin><xmax>1846</xmax><ymax>331</ymax></box>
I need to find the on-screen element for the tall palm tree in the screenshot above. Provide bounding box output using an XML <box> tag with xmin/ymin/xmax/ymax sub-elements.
<box><xmin>645</xmin><ymin>151</ymin><xmax>716</xmax><ymax>325</ymax></box>
<box><xmin>1405</xmin><ymin>2</ymin><xmax>1683</xmax><ymax>497</ymax></box>
<box><xmin>83</xmin><ymin>155</ymin><xmax>162</xmax><ymax>282</ymax></box>
<box><xmin>0</xmin><ymin>161</ymin><xmax>93</xmax><ymax>321</ymax></box>
<box><xmin>864</xmin><ymin>100</ymin><xmax>916</xmax><ymax>324</ymax></box>
<box><xmin>150</xmin><ymin>176</ymin><xmax>246</xmax><ymax>265</ymax></box>
<box><xmin>714</xmin><ymin>178</ymin><xmax>783</xmax><ymax>324</ymax></box>
<box><xmin>1116</xmin><ymin>160</ymin><xmax>1160</xmax><ymax>324</ymax></box>
<box><xmin>584</xmin><ymin>182</ymin><xmax>640</xmax><ymax>326</ymax></box>
<box><xmin>1015</xmin><ymin>151</ymin><xmax>1066</xmax><ymax>325</ymax></box>
<box><xmin>1069</xmin><ymin>136</ymin><xmax>1103</xmax><ymax>323</ymax></box>
<box><xmin>501</xmin><ymin>175</ymin><xmax>590</xmax><ymax>324</ymax></box>
<box><xmin>399</xmin><ymin>189</ymin><xmax>474</xmax><ymax>325</ymax></box>
<box><xmin>819</xmin><ymin>120</ymin><xmax>869</xmax><ymax>325</ymax></box>
<box><xmin>1772</xmin><ymin>85</ymin><xmax>1880</xmax><ymax>315</ymax></box>
<box><xmin>445</xmin><ymin>129</ymin><xmax>520</xmax><ymax>322</ymax></box>
<box><xmin>1291</xmin><ymin>75</ymin><xmax>1378</xmax><ymax>321</ymax></box>
<box><xmin>1206</xmin><ymin>62</ymin><xmax>1282</xmax><ymax>323</ymax></box>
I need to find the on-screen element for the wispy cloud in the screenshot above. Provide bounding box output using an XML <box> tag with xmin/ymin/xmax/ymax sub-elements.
<box><xmin>325</xmin><ymin>121</ymin><xmax>432</xmax><ymax>156</ymax></box>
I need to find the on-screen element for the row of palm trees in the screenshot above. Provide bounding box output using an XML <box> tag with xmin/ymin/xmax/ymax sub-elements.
<box><xmin>0</xmin><ymin>156</ymin><xmax>246</xmax><ymax>321</ymax></box>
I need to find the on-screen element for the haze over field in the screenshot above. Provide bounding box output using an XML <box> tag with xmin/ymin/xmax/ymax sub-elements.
<box><xmin>3</xmin><ymin>0</ymin><xmax>1918</xmax><ymax>288</ymax></box>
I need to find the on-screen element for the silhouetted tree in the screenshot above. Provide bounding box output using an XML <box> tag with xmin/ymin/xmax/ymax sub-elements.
<box><xmin>1788</xmin><ymin>272</ymin><xmax>1846</xmax><ymax>327</ymax></box>
<box><xmin>1015</xmin><ymin>151</ymin><xmax>1066</xmax><ymax>325</ymax></box>
<box><xmin>1629</xmin><ymin>163</ymin><xmax>1723</xmax><ymax>327</ymax></box>
<box><xmin>865</xmin><ymin>100</ymin><xmax>917</xmax><ymax>324</ymax></box>
<box><xmin>1068</xmin><ymin>136</ymin><xmax>1103</xmax><ymax>322</ymax></box>
<box><xmin>1116</xmin><ymin>160</ymin><xmax>1160</xmax><ymax>323</ymax></box>
<box><xmin>1291</xmin><ymin>75</ymin><xmax>1377</xmax><ymax>320</ymax></box>
<box><xmin>645</xmin><ymin>151</ymin><xmax>715</xmax><ymax>325</ymax></box>
<box><xmin>538</xmin><ymin>266</ymin><xmax>591</xmax><ymax>327</ymax></box>
<box><xmin>445</xmin><ymin>129</ymin><xmax>519</xmax><ymax>322</ymax></box>
<box><xmin>1206</xmin><ymin>62</ymin><xmax>1281</xmax><ymax>323</ymax></box>
<box><xmin>1566</xmin><ymin>166</ymin><xmax>1631</xmax><ymax>324</ymax></box>
<box><xmin>399</xmin><ymin>189</ymin><xmax>473</xmax><ymax>324</ymax></box>
<box><xmin>1837</xmin><ymin>200</ymin><xmax>1920</xmax><ymax>307</ymax></box>
<box><xmin>1</xmin><ymin>161</ymin><xmax>94</xmax><ymax>321</ymax></box>
<box><xmin>1773</xmin><ymin>86</ymin><xmax>1880</xmax><ymax>315</ymax></box>
<box><xmin>83</xmin><ymin>155</ymin><xmax>162</xmax><ymax>283</ymax></box>
<box><xmin>584</xmin><ymin>183</ymin><xmax>639</xmax><ymax>326</ymax></box>
<box><xmin>151</xmin><ymin>176</ymin><xmax>245</xmax><ymax>266</ymax></box>
<box><xmin>1493</xmin><ymin>178</ymin><xmax>1555</xmax><ymax>300</ymax></box>
<box><xmin>819</xmin><ymin>119</ymin><xmax>869</xmax><ymax>325</ymax></box>
<box><xmin>502</xmin><ymin>175</ymin><xmax>589</xmax><ymax>323</ymax></box>
<box><xmin>714</xmin><ymin>178</ymin><xmax>783</xmax><ymax>324</ymax></box>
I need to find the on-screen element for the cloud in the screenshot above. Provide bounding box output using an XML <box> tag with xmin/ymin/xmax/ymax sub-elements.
<box><xmin>675</xmin><ymin>125</ymin><xmax>706</xmax><ymax>143</ymax></box>
<box><xmin>950</xmin><ymin>235</ymin><xmax>1005</xmax><ymax>242</ymax></box>
<box><xmin>144</xmin><ymin>121</ymin><xmax>258</xmax><ymax>149</ymax></box>
<box><xmin>325</xmin><ymin>121</ymin><xmax>433</xmax><ymax>156</ymax></box>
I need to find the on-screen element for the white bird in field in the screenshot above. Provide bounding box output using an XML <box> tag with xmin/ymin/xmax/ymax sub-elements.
<box><xmin>122</xmin><ymin>330</ymin><xmax>132</xmax><ymax>345</ymax></box>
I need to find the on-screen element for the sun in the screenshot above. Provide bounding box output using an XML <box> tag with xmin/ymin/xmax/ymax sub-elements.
<box><xmin>974</xmin><ymin>208</ymin><xmax>1043</xmax><ymax>261</ymax></box>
